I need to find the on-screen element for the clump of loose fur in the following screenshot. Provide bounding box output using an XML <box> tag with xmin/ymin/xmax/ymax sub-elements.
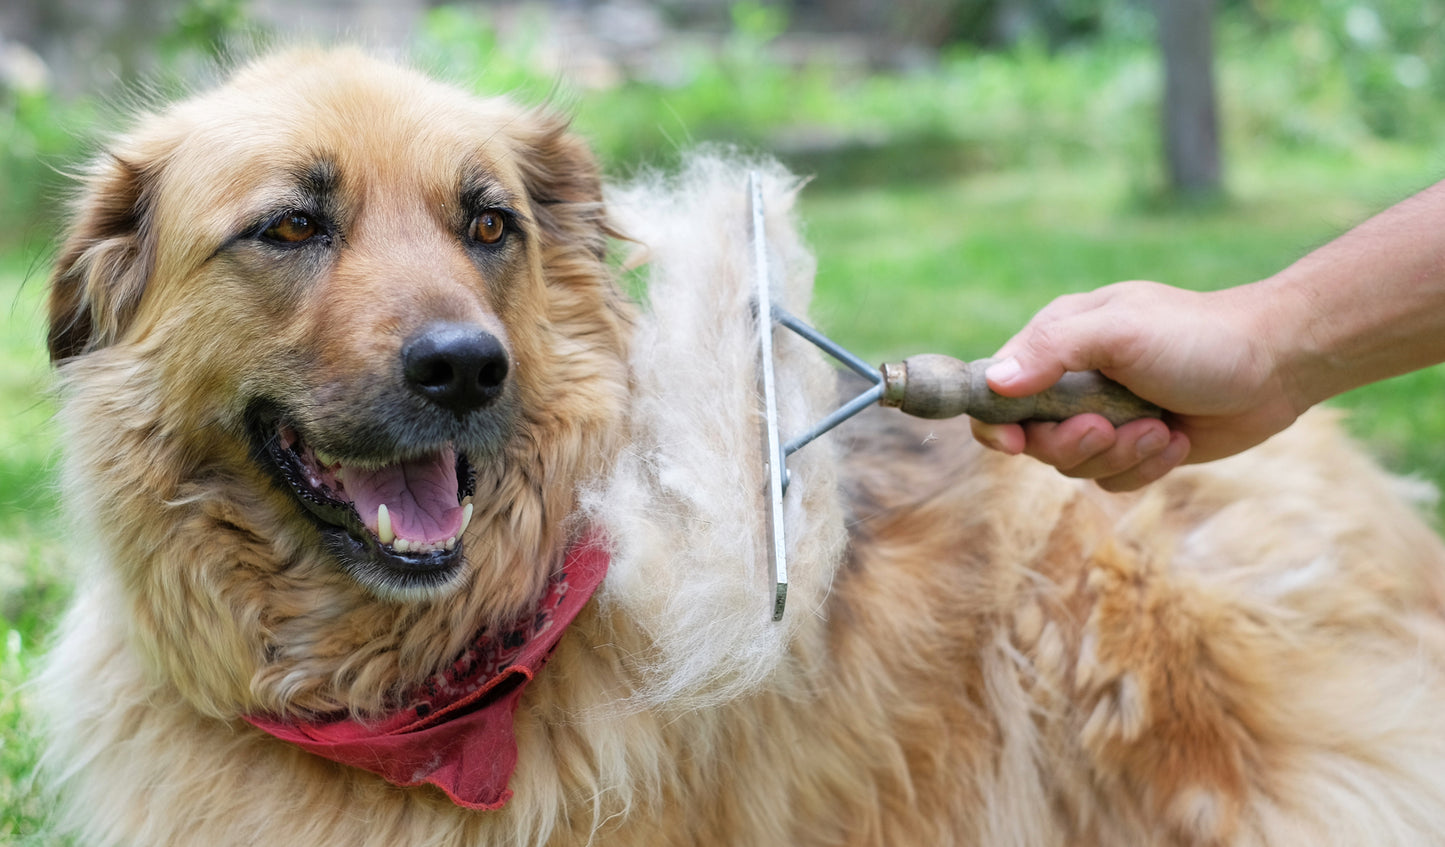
<box><xmin>585</xmin><ymin>154</ymin><xmax>847</xmax><ymax>708</ymax></box>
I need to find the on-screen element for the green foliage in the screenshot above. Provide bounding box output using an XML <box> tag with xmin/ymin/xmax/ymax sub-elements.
<box><xmin>1232</xmin><ymin>1</ymin><xmax>1445</xmax><ymax>143</ymax></box>
<box><xmin>2</xmin><ymin>626</ymin><xmax>68</xmax><ymax>847</ymax></box>
<box><xmin>0</xmin><ymin>0</ymin><xmax>264</xmax><ymax>252</ymax></box>
<box><xmin>160</xmin><ymin>0</ymin><xmax>256</xmax><ymax>61</ymax></box>
<box><xmin>410</xmin><ymin>2</ymin><xmax>839</xmax><ymax>168</ymax></box>
<box><xmin>0</xmin><ymin>87</ymin><xmax>95</xmax><ymax>253</ymax></box>
<box><xmin>414</xmin><ymin>5</ymin><xmax>561</xmax><ymax>102</ymax></box>
<box><xmin>13</xmin><ymin>1</ymin><xmax>1445</xmax><ymax>242</ymax></box>
<box><xmin>0</xmin><ymin>252</ymin><xmax>66</xmax><ymax>845</ymax></box>
<box><xmin>402</xmin><ymin>2</ymin><xmax>1445</xmax><ymax>195</ymax></box>
<box><xmin>730</xmin><ymin>1</ymin><xmax>789</xmax><ymax>43</ymax></box>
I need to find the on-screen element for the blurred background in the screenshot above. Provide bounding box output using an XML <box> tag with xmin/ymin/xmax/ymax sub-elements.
<box><xmin>4</xmin><ymin>1</ymin><xmax>1445</xmax><ymax>840</ymax></box>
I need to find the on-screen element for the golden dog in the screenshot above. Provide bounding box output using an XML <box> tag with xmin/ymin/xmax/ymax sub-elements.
<box><xmin>38</xmin><ymin>48</ymin><xmax>1445</xmax><ymax>845</ymax></box>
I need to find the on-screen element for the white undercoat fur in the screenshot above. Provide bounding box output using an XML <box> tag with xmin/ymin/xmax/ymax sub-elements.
<box><xmin>586</xmin><ymin>156</ymin><xmax>846</xmax><ymax>708</ymax></box>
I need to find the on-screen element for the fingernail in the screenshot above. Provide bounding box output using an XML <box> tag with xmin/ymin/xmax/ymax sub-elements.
<box><xmin>975</xmin><ymin>431</ymin><xmax>1007</xmax><ymax>453</ymax></box>
<box><xmin>1077</xmin><ymin>428</ymin><xmax>1110</xmax><ymax>456</ymax></box>
<box><xmin>974</xmin><ymin>424</ymin><xmax>1020</xmax><ymax>455</ymax></box>
<box><xmin>1160</xmin><ymin>435</ymin><xmax>1190</xmax><ymax>466</ymax></box>
<box><xmin>1137</xmin><ymin>429</ymin><xmax>1169</xmax><ymax>456</ymax></box>
<box><xmin>986</xmin><ymin>357</ymin><xmax>1021</xmax><ymax>386</ymax></box>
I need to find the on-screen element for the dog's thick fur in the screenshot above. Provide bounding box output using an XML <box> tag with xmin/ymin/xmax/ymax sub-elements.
<box><xmin>38</xmin><ymin>48</ymin><xmax>1445</xmax><ymax>846</ymax></box>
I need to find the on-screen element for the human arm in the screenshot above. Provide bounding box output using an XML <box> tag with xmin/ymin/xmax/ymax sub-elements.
<box><xmin>971</xmin><ymin>179</ymin><xmax>1445</xmax><ymax>491</ymax></box>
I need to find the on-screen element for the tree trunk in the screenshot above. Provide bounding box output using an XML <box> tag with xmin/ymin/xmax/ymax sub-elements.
<box><xmin>1157</xmin><ymin>0</ymin><xmax>1222</xmax><ymax>195</ymax></box>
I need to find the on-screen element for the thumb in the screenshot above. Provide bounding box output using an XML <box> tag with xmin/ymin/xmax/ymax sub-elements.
<box><xmin>987</xmin><ymin>304</ymin><xmax>1124</xmax><ymax>398</ymax></box>
<box><xmin>984</xmin><ymin>341</ymin><xmax>1072</xmax><ymax>399</ymax></box>
<box><xmin>983</xmin><ymin>355</ymin><xmax>1061</xmax><ymax>398</ymax></box>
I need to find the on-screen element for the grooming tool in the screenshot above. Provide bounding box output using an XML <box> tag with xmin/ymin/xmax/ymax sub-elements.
<box><xmin>749</xmin><ymin>173</ymin><xmax>1162</xmax><ymax>620</ymax></box>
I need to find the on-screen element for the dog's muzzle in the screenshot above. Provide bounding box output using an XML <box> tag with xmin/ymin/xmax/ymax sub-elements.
<box><xmin>248</xmin><ymin>321</ymin><xmax>516</xmax><ymax>594</ymax></box>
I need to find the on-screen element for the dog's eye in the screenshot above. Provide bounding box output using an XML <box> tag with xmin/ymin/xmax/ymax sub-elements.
<box><xmin>263</xmin><ymin>212</ymin><xmax>320</xmax><ymax>244</ymax></box>
<box><xmin>468</xmin><ymin>211</ymin><xmax>507</xmax><ymax>246</ymax></box>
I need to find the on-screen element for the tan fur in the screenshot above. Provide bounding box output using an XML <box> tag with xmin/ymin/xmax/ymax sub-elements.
<box><xmin>37</xmin><ymin>48</ymin><xmax>1445</xmax><ymax>846</ymax></box>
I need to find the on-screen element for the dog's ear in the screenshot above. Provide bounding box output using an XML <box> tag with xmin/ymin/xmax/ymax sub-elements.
<box><xmin>510</xmin><ymin>109</ymin><xmax>609</xmax><ymax>260</ymax></box>
<box><xmin>47</xmin><ymin>152</ymin><xmax>160</xmax><ymax>364</ymax></box>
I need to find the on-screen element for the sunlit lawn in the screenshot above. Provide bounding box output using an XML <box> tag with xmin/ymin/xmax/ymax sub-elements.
<box><xmin>0</xmin><ymin>247</ymin><xmax>65</xmax><ymax>845</ymax></box>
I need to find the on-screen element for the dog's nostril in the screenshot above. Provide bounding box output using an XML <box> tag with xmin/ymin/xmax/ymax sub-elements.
<box><xmin>402</xmin><ymin>323</ymin><xmax>510</xmax><ymax>414</ymax></box>
<box><xmin>478</xmin><ymin>360</ymin><xmax>508</xmax><ymax>389</ymax></box>
<box><xmin>413</xmin><ymin>360</ymin><xmax>457</xmax><ymax>390</ymax></box>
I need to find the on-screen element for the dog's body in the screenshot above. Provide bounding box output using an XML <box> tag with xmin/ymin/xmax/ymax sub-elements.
<box><xmin>37</xmin><ymin>49</ymin><xmax>1445</xmax><ymax>846</ymax></box>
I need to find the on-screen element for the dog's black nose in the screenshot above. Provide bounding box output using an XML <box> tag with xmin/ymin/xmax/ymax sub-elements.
<box><xmin>401</xmin><ymin>323</ymin><xmax>509</xmax><ymax>414</ymax></box>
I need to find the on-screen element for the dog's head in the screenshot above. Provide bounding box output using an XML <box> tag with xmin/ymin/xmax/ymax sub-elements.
<box><xmin>47</xmin><ymin>49</ymin><xmax>631</xmax><ymax>711</ymax></box>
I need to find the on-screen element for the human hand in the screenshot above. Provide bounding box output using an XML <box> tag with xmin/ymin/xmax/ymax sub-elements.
<box><xmin>970</xmin><ymin>280</ymin><xmax>1306</xmax><ymax>491</ymax></box>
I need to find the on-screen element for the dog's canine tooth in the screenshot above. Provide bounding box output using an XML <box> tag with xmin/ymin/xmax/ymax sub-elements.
<box><xmin>377</xmin><ymin>504</ymin><xmax>395</xmax><ymax>545</ymax></box>
<box><xmin>459</xmin><ymin>502</ymin><xmax>474</xmax><ymax>536</ymax></box>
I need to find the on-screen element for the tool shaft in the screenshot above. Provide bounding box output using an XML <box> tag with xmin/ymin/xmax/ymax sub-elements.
<box><xmin>880</xmin><ymin>353</ymin><xmax>1162</xmax><ymax>425</ymax></box>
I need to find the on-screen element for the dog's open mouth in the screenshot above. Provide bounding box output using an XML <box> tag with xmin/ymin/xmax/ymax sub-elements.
<box><xmin>258</xmin><ymin>419</ymin><xmax>478</xmax><ymax>587</ymax></box>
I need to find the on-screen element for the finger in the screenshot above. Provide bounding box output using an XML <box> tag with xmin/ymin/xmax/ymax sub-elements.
<box><xmin>1096</xmin><ymin>431</ymin><xmax>1191</xmax><ymax>492</ymax></box>
<box><xmin>970</xmin><ymin>420</ymin><xmax>1026</xmax><ymax>455</ymax></box>
<box><xmin>1017</xmin><ymin>415</ymin><xmax>1116</xmax><ymax>471</ymax></box>
<box><xmin>1052</xmin><ymin>418</ymin><xmax>1172</xmax><ymax>480</ymax></box>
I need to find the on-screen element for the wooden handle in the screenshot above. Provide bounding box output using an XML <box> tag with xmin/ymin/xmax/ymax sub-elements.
<box><xmin>879</xmin><ymin>354</ymin><xmax>1163</xmax><ymax>426</ymax></box>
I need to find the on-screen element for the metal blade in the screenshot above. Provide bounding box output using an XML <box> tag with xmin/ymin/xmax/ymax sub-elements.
<box><xmin>750</xmin><ymin>172</ymin><xmax>789</xmax><ymax>621</ymax></box>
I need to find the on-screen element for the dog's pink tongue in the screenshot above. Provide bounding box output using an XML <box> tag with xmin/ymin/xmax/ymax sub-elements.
<box><xmin>343</xmin><ymin>449</ymin><xmax>464</xmax><ymax>545</ymax></box>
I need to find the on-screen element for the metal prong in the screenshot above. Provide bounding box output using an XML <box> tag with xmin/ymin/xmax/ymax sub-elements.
<box><xmin>751</xmin><ymin>172</ymin><xmax>788</xmax><ymax>621</ymax></box>
<box><xmin>771</xmin><ymin>306</ymin><xmax>887</xmax><ymax>459</ymax></box>
<box><xmin>774</xmin><ymin>306</ymin><xmax>883</xmax><ymax>384</ymax></box>
<box><xmin>782</xmin><ymin>381</ymin><xmax>885</xmax><ymax>460</ymax></box>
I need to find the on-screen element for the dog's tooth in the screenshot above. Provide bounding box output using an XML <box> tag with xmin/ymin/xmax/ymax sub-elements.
<box><xmin>444</xmin><ymin>536</ymin><xmax>457</xmax><ymax>551</ymax></box>
<box><xmin>394</xmin><ymin>538</ymin><xmax>411</xmax><ymax>554</ymax></box>
<box><xmin>459</xmin><ymin>503</ymin><xmax>474</xmax><ymax>536</ymax></box>
<box><xmin>377</xmin><ymin>504</ymin><xmax>395</xmax><ymax>545</ymax></box>
<box><xmin>315</xmin><ymin>449</ymin><xmax>339</xmax><ymax>467</ymax></box>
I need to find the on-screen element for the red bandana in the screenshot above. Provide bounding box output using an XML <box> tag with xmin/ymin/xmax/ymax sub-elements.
<box><xmin>243</xmin><ymin>532</ymin><xmax>609</xmax><ymax>811</ymax></box>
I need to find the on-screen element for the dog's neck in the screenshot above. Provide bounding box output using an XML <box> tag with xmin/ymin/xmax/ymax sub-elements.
<box><xmin>243</xmin><ymin>530</ymin><xmax>611</xmax><ymax>810</ymax></box>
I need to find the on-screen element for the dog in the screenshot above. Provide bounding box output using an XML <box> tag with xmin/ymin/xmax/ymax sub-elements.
<box><xmin>37</xmin><ymin>47</ymin><xmax>1445</xmax><ymax>846</ymax></box>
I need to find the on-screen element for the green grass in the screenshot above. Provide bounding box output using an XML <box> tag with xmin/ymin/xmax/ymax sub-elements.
<box><xmin>6</xmin><ymin>73</ymin><xmax>1445</xmax><ymax>845</ymax></box>
<box><xmin>0</xmin><ymin>251</ymin><xmax>66</xmax><ymax>845</ymax></box>
<box><xmin>804</xmin><ymin>149</ymin><xmax>1437</xmax><ymax>360</ymax></box>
